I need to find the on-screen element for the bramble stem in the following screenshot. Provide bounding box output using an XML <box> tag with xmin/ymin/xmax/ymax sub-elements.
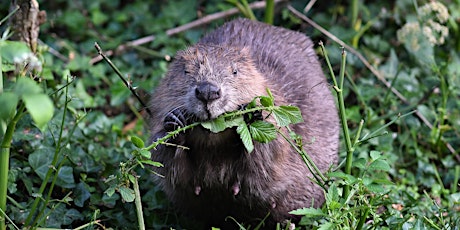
<box><xmin>133</xmin><ymin>176</ymin><xmax>145</xmax><ymax>230</ymax></box>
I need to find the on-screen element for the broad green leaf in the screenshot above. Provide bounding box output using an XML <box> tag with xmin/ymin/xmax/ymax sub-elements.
<box><xmin>352</xmin><ymin>158</ymin><xmax>367</xmax><ymax>170</ymax></box>
<box><xmin>56</xmin><ymin>166</ymin><xmax>76</xmax><ymax>188</ymax></box>
<box><xmin>201</xmin><ymin>115</ymin><xmax>245</xmax><ymax>133</ymax></box>
<box><xmin>0</xmin><ymin>92</ymin><xmax>18</xmax><ymax>122</ymax></box>
<box><xmin>22</xmin><ymin>93</ymin><xmax>54</xmax><ymax>131</ymax></box>
<box><xmin>28</xmin><ymin>147</ymin><xmax>57</xmax><ymax>180</ymax></box>
<box><xmin>74</xmin><ymin>182</ymin><xmax>91</xmax><ymax>207</ymax></box>
<box><xmin>118</xmin><ymin>186</ymin><xmax>135</xmax><ymax>202</ymax></box>
<box><xmin>249</xmin><ymin>121</ymin><xmax>277</xmax><ymax>143</ymax></box>
<box><xmin>0</xmin><ymin>40</ymin><xmax>32</xmax><ymax>63</ymax></box>
<box><xmin>236</xmin><ymin>123</ymin><xmax>253</xmax><ymax>153</ymax></box>
<box><xmin>328</xmin><ymin>171</ymin><xmax>358</xmax><ymax>184</ymax></box>
<box><xmin>272</xmin><ymin>105</ymin><xmax>303</xmax><ymax>127</ymax></box>
<box><xmin>14</xmin><ymin>77</ymin><xmax>42</xmax><ymax>96</ymax></box>
<box><xmin>369</xmin><ymin>159</ymin><xmax>391</xmax><ymax>172</ymax></box>
<box><xmin>289</xmin><ymin>207</ymin><xmax>325</xmax><ymax>217</ymax></box>
<box><xmin>370</xmin><ymin>150</ymin><xmax>382</xmax><ymax>160</ymax></box>
<box><xmin>62</xmin><ymin>209</ymin><xmax>84</xmax><ymax>225</ymax></box>
<box><xmin>201</xmin><ymin>116</ymin><xmax>226</xmax><ymax>133</ymax></box>
<box><xmin>130</xmin><ymin>135</ymin><xmax>145</xmax><ymax>148</ymax></box>
<box><xmin>28</xmin><ymin>147</ymin><xmax>75</xmax><ymax>188</ymax></box>
<box><xmin>366</xmin><ymin>183</ymin><xmax>387</xmax><ymax>193</ymax></box>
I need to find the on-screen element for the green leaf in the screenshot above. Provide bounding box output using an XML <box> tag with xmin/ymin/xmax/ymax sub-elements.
<box><xmin>368</xmin><ymin>159</ymin><xmax>391</xmax><ymax>172</ymax></box>
<box><xmin>272</xmin><ymin>105</ymin><xmax>303</xmax><ymax>127</ymax></box>
<box><xmin>22</xmin><ymin>93</ymin><xmax>54</xmax><ymax>131</ymax></box>
<box><xmin>140</xmin><ymin>159</ymin><xmax>163</xmax><ymax>167</ymax></box>
<box><xmin>105</xmin><ymin>186</ymin><xmax>116</xmax><ymax>197</ymax></box>
<box><xmin>130</xmin><ymin>135</ymin><xmax>145</xmax><ymax>148</ymax></box>
<box><xmin>28</xmin><ymin>147</ymin><xmax>57</xmax><ymax>180</ymax></box>
<box><xmin>265</xmin><ymin>88</ymin><xmax>274</xmax><ymax>101</ymax></box>
<box><xmin>318</xmin><ymin>222</ymin><xmax>335</xmax><ymax>230</ymax></box>
<box><xmin>289</xmin><ymin>207</ymin><xmax>325</xmax><ymax>217</ymax></box>
<box><xmin>328</xmin><ymin>171</ymin><xmax>358</xmax><ymax>184</ymax></box>
<box><xmin>118</xmin><ymin>186</ymin><xmax>135</xmax><ymax>202</ymax></box>
<box><xmin>366</xmin><ymin>183</ymin><xmax>387</xmax><ymax>193</ymax></box>
<box><xmin>28</xmin><ymin>147</ymin><xmax>75</xmax><ymax>188</ymax></box>
<box><xmin>201</xmin><ymin>116</ymin><xmax>227</xmax><ymax>133</ymax></box>
<box><xmin>56</xmin><ymin>166</ymin><xmax>76</xmax><ymax>188</ymax></box>
<box><xmin>249</xmin><ymin>121</ymin><xmax>277</xmax><ymax>143</ymax></box>
<box><xmin>236</xmin><ymin>123</ymin><xmax>254</xmax><ymax>153</ymax></box>
<box><xmin>370</xmin><ymin>150</ymin><xmax>382</xmax><ymax>160</ymax></box>
<box><xmin>259</xmin><ymin>95</ymin><xmax>274</xmax><ymax>107</ymax></box>
<box><xmin>201</xmin><ymin>115</ymin><xmax>245</xmax><ymax>133</ymax></box>
<box><xmin>14</xmin><ymin>77</ymin><xmax>42</xmax><ymax>96</ymax></box>
<box><xmin>139</xmin><ymin>149</ymin><xmax>151</xmax><ymax>158</ymax></box>
<box><xmin>352</xmin><ymin>158</ymin><xmax>367</xmax><ymax>170</ymax></box>
<box><xmin>0</xmin><ymin>92</ymin><xmax>19</xmax><ymax>122</ymax></box>
<box><xmin>0</xmin><ymin>40</ymin><xmax>33</xmax><ymax>64</ymax></box>
<box><xmin>74</xmin><ymin>182</ymin><xmax>91</xmax><ymax>207</ymax></box>
<box><xmin>128</xmin><ymin>174</ymin><xmax>136</xmax><ymax>184</ymax></box>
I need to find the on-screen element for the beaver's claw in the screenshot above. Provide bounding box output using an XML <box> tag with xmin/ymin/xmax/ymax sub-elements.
<box><xmin>238</xmin><ymin>104</ymin><xmax>263</xmax><ymax>124</ymax></box>
<box><xmin>164</xmin><ymin>109</ymin><xmax>187</xmax><ymax>132</ymax></box>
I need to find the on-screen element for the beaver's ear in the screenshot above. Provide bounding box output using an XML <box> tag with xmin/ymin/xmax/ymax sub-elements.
<box><xmin>177</xmin><ymin>46</ymin><xmax>195</xmax><ymax>62</ymax></box>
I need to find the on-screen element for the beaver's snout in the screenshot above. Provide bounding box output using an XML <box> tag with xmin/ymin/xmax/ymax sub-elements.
<box><xmin>195</xmin><ymin>81</ymin><xmax>221</xmax><ymax>102</ymax></box>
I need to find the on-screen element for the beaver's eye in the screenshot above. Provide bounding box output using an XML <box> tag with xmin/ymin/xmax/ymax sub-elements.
<box><xmin>232</xmin><ymin>69</ymin><xmax>238</xmax><ymax>75</ymax></box>
<box><xmin>184</xmin><ymin>70</ymin><xmax>190</xmax><ymax>75</ymax></box>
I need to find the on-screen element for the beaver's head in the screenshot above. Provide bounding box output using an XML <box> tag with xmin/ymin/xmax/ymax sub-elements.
<box><xmin>162</xmin><ymin>44</ymin><xmax>267</xmax><ymax>122</ymax></box>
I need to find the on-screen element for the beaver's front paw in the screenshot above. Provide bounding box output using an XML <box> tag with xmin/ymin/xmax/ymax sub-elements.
<box><xmin>164</xmin><ymin>108</ymin><xmax>187</xmax><ymax>132</ymax></box>
<box><xmin>163</xmin><ymin>109</ymin><xmax>187</xmax><ymax>145</ymax></box>
<box><xmin>238</xmin><ymin>104</ymin><xmax>263</xmax><ymax>124</ymax></box>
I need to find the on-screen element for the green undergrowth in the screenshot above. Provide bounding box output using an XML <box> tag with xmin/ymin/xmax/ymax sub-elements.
<box><xmin>0</xmin><ymin>0</ymin><xmax>459</xmax><ymax>229</ymax></box>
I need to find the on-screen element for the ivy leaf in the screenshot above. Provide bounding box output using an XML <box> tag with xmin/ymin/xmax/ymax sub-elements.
<box><xmin>118</xmin><ymin>186</ymin><xmax>135</xmax><ymax>202</ymax></box>
<box><xmin>249</xmin><ymin>121</ymin><xmax>277</xmax><ymax>143</ymax></box>
<box><xmin>272</xmin><ymin>105</ymin><xmax>303</xmax><ymax>127</ymax></box>
<box><xmin>236</xmin><ymin>123</ymin><xmax>254</xmax><ymax>153</ymax></box>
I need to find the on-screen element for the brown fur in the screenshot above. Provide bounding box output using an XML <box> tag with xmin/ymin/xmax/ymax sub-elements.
<box><xmin>149</xmin><ymin>18</ymin><xmax>339</xmax><ymax>228</ymax></box>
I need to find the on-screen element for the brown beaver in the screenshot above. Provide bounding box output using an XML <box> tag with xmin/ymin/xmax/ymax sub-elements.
<box><xmin>149</xmin><ymin>18</ymin><xmax>339</xmax><ymax>228</ymax></box>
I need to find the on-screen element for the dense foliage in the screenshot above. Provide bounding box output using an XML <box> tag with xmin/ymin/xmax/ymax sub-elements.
<box><xmin>1</xmin><ymin>0</ymin><xmax>459</xmax><ymax>229</ymax></box>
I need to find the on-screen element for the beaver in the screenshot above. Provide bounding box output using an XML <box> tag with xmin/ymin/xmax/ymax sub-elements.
<box><xmin>149</xmin><ymin>18</ymin><xmax>339</xmax><ymax>228</ymax></box>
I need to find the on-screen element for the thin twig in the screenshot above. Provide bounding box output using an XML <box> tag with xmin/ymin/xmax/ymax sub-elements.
<box><xmin>288</xmin><ymin>5</ymin><xmax>458</xmax><ymax>159</ymax></box>
<box><xmin>94</xmin><ymin>42</ymin><xmax>153</xmax><ymax>117</ymax></box>
<box><xmin>89</xmin><ymin>0</ymin><xmax>288</xmax><ymax>65</ymax></box>
<box><xmin>303</xmin><ymin>0</ymin><xmax>318</xmax><ymax>13</ymax></box>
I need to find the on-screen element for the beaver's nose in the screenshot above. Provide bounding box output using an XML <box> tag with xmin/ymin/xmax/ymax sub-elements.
<box><xmin>195</xmin><ymin>81</ymin><xmax>221</xmax><ymax>102</ymax></box>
